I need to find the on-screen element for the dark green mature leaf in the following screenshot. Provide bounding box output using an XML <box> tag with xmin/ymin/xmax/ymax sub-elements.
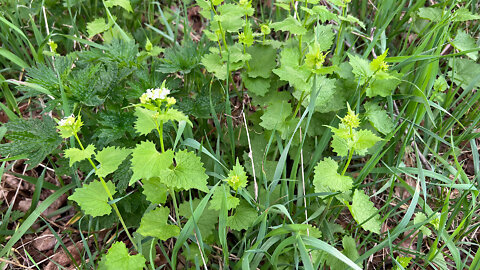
<box><xmin>227</xmin><ymin>200</ymin><xmax>257</xmax><ymax>231</ymax></box>
<box><xmin>246</xmin><ymin>44</ymin><xmax>277</xmax><ymax>78</ymax></box>
<box><xmin>0</xmin><ymin>117</ymin><xmax>62</xmax><ymax>169</ymax></box>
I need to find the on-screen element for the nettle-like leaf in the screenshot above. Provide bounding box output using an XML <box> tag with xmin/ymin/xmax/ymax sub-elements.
<box><xmin>104</xmin><ymin>0</ymin><xmax>133</xmax><ymax>12</ymax></box>
<box><xmin>179</xmin><ymin>198</ymin><xmax>218</xmax><ymax>239</ymax></box>
<box><xmin>137</xmin><ymin>207</ymin><xmax>180</xmax><ymax>241</ymax></box>
<box><xmin>95</xmin><ymin>147</ymin><xmax>132</xmax><ymax>178</ymax></box>
<box><xmin>142</xmin><ymin>178</ymin><xmax>168</xmax><ymax>205</ymax></box>
<box><xmin>64</xmin><ymin>145</ymin><xmax>96</xmax><ymax>166</ymax></box>
<box><xmin>271</xmin><ymin>16</ymin><xmax>307</xmax><ymax>35</ymax></box>
<box><xmin>157</xmin><ymin>150</ymin><xmax>209</xmax><ymax>192</ymax></box>
<box><xmin>313</xmin><ymin>158</ymin><xmax>353</xmax><ymax>196</ymax></box>
<box><xmin>209</xmin><ymin>185</ymin><xmax>240</xmax><ymax>211</ymax></box>
<box><xmin>364</xmin><ymin>102</ymin><xmax>394</xmax><ymax>135</ymax></box>
<box><xmin>129</xmin><ymin>141</ymin><xmax>174</xmax><ymax>185</ymax></box>
<box><xmin>69</xmin><ymin>180</ymin><xmax>116</xmax><ymax>217</ymax></box>
<box><xmin>0</xmin><ymin>117</ymin><xmax>62</xmax><ymax>169</ymax></box>
<box><xmin>87</xmin><ymin>18</ymin><xmax>115</xmax><ymax>38</ymax></box>
<box><xmin>350</xmin><ymin>189</ymin><xmax>382</xmax><ymax>234</ymax></box>
<box><xmin>102</xmin><ymin>242</ymin><xmax>146</xmax><ymax>270</ymax></box>
<box><xmin>227</xmin><ymin>200</ymin><xmax>258</xmax><ymax>231</ymax></box>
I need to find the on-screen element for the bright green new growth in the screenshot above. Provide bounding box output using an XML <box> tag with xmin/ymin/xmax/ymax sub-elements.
<box><xmin>57</xmin><ymin>114</ymin><xmax>83</xmax><ymax>139</ymax></box>
<box><xmin>329</xmin><ymin>105</ymin><xmax>382</xmax><ymax>157</ymax></box>
<box><xmin>137</xmin><ymin>206</ymin><xmax>180</xmax><ymax>241</ymax></box>
<box><xmin>68</xmin><ymin>180</ymin><xmax>117</xmax><ymax>217</ymax></box>
<box><xmin>225</xmin><ymin>159</ymin><xmax>248</xmax><ymax>191</ymax></box>
<box><xmin>102</xmin><ymin>242</ymin><xmax>146</xmax><ymax>270</ymax></box>
<box><xmin>313</xmin><ymin>157</ymin><xmax>353</xmax><ymax>196</ymax></box>
<box><xmin>350</xmin><ymin>189</ymin><xmax>382</xmax><ymax>234</ymax></box>
<box><xmin>129</xmin><ymin>141</ymin><xmax>174</xmax><ymax>185</ymax></box>
<box><xmin>209</xmin><ymin>185</ymin><xmax>240</xmax><ymax>211</ymax></box>
<box><xmin>64</xmin><ymin>144</ymin><xmax>96</xmax><ymax>166</ymax></box>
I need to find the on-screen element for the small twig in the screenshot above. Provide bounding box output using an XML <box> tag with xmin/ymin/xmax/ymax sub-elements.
<box><xmin>0</xmin><ymin>257</ymin><xmax>29</xmax><ymax>269</ymax></box>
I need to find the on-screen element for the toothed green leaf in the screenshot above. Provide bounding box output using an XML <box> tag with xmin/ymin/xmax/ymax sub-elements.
<box><xmin>103</xmin><ymin>242</ymin><xmax>145</xmax><ymax>270</ymax></box>
<box><xmin>137</xmin><ymin>207</ymin><xmax>180</xmax><ymax>240</ymax></box>
<box><xmin>313</xmin><ymin>157</ymin><xmax>353</xmax><ymax>196</ymax></box>
<box><xmin>129</xmin><ymin>141</ymin><xmax>174</xmax><ymax>185</ymax></box>
<box><xmin>350</xmin><ymin>190</ymin><xmax>382</xmax><ymax>234</ymax></box>
<box><xmin>69</xmin><ymin>180</ymin><xmax>116</xmax><ymax>217</ymax></box>
<box><xmin>95</xmin><ymin>147</ymin><xmax>132</xmax><ymax>178</ymax></box>
<box><xmin>64</xmin><ymin>145</ymin><xmax>96</xmax><ymax>166</ymax></box>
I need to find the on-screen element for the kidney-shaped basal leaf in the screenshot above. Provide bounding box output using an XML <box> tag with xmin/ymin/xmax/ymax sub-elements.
<box><xmin>95</xmin><ymin>147</ymin><xmax>132</xmax><ymax>178</ymax></box>
<box><xmin>137</xmin><ymin>206</ymin><xmax>180</xmax><ymax>241</ymax></box>
<box><xmin>64</xmin><ymin>144</ymin><xmax>96</xmax><ymax>166</ymax></box>
<box><xmin>350</xmin><ymin>189</ymin><xmax>382</xmax><ymax>234</ymax></box>
<box><xmin>129</xmin><ymin>141</ymin><xmax>174</xmax><ymax>185</ymax></box>
<box><xmin>103</xmin><ymin>242</ymin><xmax>146</xmax><ymax>270</ymax></box>
<box><xmin>313</xmin><ymin>158</ymin><xmax>353</xmax><ymax>195</ymax></box>
<box><xmin>227</xmin><ymin>200</ymin><xmax>258</xmax><ymax>231</ymax></box>
<box><xmin>69</xmin><ymin>180</ymin><xmax>116</xmax><ymax>217</ymax></box>
<box><xmin>158</xmin><ymin>150</ymin><xmax>209</xmax><ymax>192</ymax></box>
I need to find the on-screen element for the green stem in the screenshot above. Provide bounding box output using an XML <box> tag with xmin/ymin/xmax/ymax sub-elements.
<box><xmin>74</xmin><ymin>134</ymin><xmax>137</xmax><ymax>250</ymax></box>
<box><xmin>170</xmin><ymin>189</ymin><xmax>182</xmax><ymax>230</ymax></box>
<box><xmin>341</xmin><ymin>148</ymin><xmax>354</xmax><ymax>176</ymax></box>
<box><xmin>156</xmin><ymin>120</ymin><xmax>165</xmax><ymax>153</ymax></box>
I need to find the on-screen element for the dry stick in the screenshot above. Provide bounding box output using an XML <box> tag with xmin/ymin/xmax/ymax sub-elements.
<box><xmin>0</xmin><ymin>257</ymin><xmax>28</xmax><ymax>269</ymax></box>
<box><xmin>243</xmin><ymin>111</ymin><xmax>258</xmax><ymax>202</ymax></box>
<box><xmin>193</xmin><ymin>231</ymin><xmax>208</xmax><ymax>270</ymax></box>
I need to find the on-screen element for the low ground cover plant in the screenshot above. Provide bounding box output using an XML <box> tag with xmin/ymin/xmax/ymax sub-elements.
<box><xmin>1</xmin><ymin>0</ymin><xmax>480</xmax><ymax>269</ymax></box>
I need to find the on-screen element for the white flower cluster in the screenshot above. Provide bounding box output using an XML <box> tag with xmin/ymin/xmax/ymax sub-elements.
<box><xmin>140</xmin><ymin>87</ymin><xmax>170</xmax><ymax>104</ymax></box>
<box><xmin>58</xmin><ymin>114</ymin><xmax>75</xmax><ymax>127</ymax></box>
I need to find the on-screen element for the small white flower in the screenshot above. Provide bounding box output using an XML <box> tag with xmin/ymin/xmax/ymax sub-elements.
<box><xmin>141</xmin><ymin>87</ymin><xmax>170</xmax><ymax>103</ymax></box>
<box><xmin>58</xmin><ymin>114</ymin><xmax>75</xmax><ymax>127</ymax></box>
